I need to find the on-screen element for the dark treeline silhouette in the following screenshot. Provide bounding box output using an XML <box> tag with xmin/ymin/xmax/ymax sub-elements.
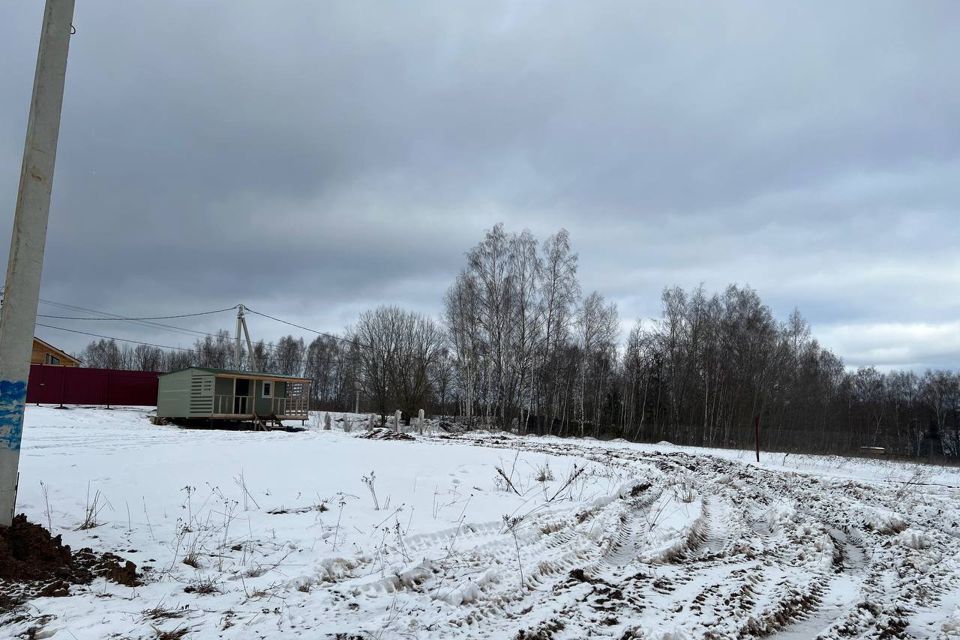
<box><xmin>77</xmin><ymin>225</ymin><xmax>959</xmax><ymax>459</ymax></box>
<box><xmin>619</xmin><ymin>286</ymin><xmax>956</xmax><ymax>459</ymax></box>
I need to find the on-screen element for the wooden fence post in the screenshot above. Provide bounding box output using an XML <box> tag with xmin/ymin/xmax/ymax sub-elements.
<box><xmin>754</xmin><ymin>415</ymin><xmax>761</xmax><ymax>463</ymax></box>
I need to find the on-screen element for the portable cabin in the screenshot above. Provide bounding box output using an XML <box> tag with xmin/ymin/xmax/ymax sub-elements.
<box><xmin>157</xmin><ymin>367</ymin><xmax>310</xmax><ymax>423</ymax></box>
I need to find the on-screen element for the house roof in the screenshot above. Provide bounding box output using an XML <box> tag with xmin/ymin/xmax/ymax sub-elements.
<box><xmin>161</xmin><ymin>367</ymin><xmax>309</xmax><ymax>381</ymax></box>
<box><xmin>32</xmin><ymin>336</ymin><xmax>82</xmax><ymax>365</ymax></box>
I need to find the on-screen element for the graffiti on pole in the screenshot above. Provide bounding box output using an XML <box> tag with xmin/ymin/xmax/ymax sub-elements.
<box><xmin>0</xmin><ymin>381</ymin><xmax>27</xmax><ymax>451</ymax></box>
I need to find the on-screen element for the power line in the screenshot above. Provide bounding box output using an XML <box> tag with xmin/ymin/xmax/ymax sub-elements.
<box><xmin>3</xmin><ymin>291</ymin><xmax>229</xmax><ymax>350</ymax></box>
<box><xmin>37</xmin><ymin>322</ymin><xmax>344</xmax><ymax>371</ymax></box>
<box><xmin>35</xmin><ymin>322</ymin><xmax>306</xmax><ymax>363</ymax></box>
<box><xmin>244</xmin><ymin>307</ymin><xmax>371</xmax><ymax>350</ymax></box>
<box><xmin>35</xmin><ymin>323</ymin><xmax>197</xmax><ymax>352</ymax></box>
<box><xmin>33</xmin><ymin>308</ymin><xmax>331</xmax><ymax>363</ymax></box>
<box><xmin>242</xmin><ymin>307</ymin><xmax>330</xmax><ymax>337</ymax></box>
<box><xmin>2</xmin><ymin>290</ymin><xmax>232</xmax><ymax>341</ymax></box>
<box><xmin>36</xmin><ymin>305</ymin><xmax>238</xmax><ymax>321</ymax></box>
<box><xmin>7</xmin><ymin>292</ymin><xmax>362</xmax><ymax>359</ymax></box>
<box><xmin>35</xmin><ymin>299</ymin><xmax>230</xmax><ymax>340</ymax></box>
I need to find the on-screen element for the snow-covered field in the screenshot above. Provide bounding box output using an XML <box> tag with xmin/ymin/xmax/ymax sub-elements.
<box><xmin>5</xmin><ymin>406</ymin><xmax>960</xmax><ymax>639</ymax></box>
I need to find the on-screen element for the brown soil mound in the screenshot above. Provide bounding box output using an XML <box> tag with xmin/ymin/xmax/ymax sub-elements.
<box><xmin>357</xmin><ymin>427</ymin><xmax>415</xmax><ymax>441</ymax></box>
<box><xmin>0</xmin><ymin>516</ymin><xmax>72</xmax><ymax>583</ymax></box>
<box><xmin>0</xmin><ymin>515</ymin><xmax>140</xmax><ymax>613</ymax></box>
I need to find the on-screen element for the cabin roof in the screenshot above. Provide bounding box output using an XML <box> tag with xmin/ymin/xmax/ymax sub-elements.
<box><xmin>32</xmin><ymin>336</ymin><xmax>83</xmax><ymax>365</ymax></box>
<box><xmin>160</xmin><ymin>367</ymin><xmax>309</xmax><ymax>382</ymax></box>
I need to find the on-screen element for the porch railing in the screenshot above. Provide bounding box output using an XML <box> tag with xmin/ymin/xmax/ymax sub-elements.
<box><xmin>269</xmin><ymin>395</ymin><xmax>308</xmax><ymax>417</ymax></box>
<box><xmin>214</xmin><ymin>394</ymin><xmax>254</xmax><ymax>415</ymax></box>
<box><xmin>212</xmin><ymin>394</ymin><xmax>308</xmax><ymax>417</ymax></box>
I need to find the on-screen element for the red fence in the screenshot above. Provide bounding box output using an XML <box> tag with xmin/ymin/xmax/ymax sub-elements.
<box><xmin>27</xmin><ymin>365</ymin><xmax>160</xmax><ymax>407</ymax></box>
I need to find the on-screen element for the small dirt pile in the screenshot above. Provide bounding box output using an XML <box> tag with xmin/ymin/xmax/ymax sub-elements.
<box><xmin>437</xmin><ymin>420</ymin><xmax>468</xmax><ymax>434</ymax></box>
<box><xmin>357</xmin><ymin>427</ymin><xmax>415</xmax><ymax>441</ymax></box>
<box><xmin>0</xmin><ymin>515</ymin><xmax>140</xmax><ymax>612</ymax></box>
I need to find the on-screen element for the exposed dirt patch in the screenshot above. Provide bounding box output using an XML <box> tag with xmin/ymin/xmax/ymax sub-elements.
<box><xmin>96</xmin><ymin>552</ymin><xmax>140</xmax><ymax>586</ymax></box>
<box><xmin>357</xmin><ymin>428</ymin><xmax>415</xmax><ymax>441</ymax></box>
<box><xmin>574</xmin><ymin>508</ymin><xmax>596</xmax><ymax>524</ymax></box>
<box><xmin>515</xmin><ymin>618</ymin><xmax>565</xmax><ymax>639</ymax></box>
<box><xmin>629</xmin><ymin>482</ymin><xmax>652</xmax><ymax>497</ymax></box>
<box><xmin>568</xmin><ymin>568</ymin><xmax>603</xmax><ymax>585</ymax></box>
<box><xmin>0</xmin><ymin>514</ymin><xmax>140</xmax><ymax>613</ymax></box>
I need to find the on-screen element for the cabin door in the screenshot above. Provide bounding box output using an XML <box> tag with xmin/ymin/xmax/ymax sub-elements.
<box><xmin>234</xmin><ymin>379</ymin><xmax>250</xmax><ymax>414</ymax></box>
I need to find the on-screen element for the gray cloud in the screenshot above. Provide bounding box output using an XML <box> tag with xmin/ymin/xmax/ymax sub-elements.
<box><xmin>2</xmin><ymin>1</ymin><xmax>958</xmax><ymax>368</ymax></box>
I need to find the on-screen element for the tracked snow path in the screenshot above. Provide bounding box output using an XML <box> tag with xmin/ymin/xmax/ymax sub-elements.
<box><xmin>5</xmin><ymin>408</ymin><xmax>960</xmax><ymax>639</ymax></box>
<box><xmin>772</xmin><ymin>527</ymin><xmax>869</xmax><ymax>640</ymax></box>
<box><xmin>396</xmin><ymin>433</ymin><xmax>960</xmax><ymax>639</ymax></box>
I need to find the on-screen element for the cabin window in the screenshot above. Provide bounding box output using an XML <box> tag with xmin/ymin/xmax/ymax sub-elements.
<box><xmin>46</xmin><ymin>354</ymin><xmax>60</xmax><ymax>365</ymax></box>
<box><xmin>262</xmin><ymin>382</ymin><xmax>273</xmax><ymax>398</ymax></box>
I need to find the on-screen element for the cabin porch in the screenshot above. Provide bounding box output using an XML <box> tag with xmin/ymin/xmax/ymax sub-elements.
<box><xmin>210</xmin><ymin>373</ymin><xmax>309</xmax><ymax>421</ymax></box>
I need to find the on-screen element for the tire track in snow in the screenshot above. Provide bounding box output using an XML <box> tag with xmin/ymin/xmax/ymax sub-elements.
<box><xmin>462</xmin><ymin>437</ymin><xmax>914</xmax><ymax>639</ymax></box>
<box><xmin>301</xmin><ymin>433</ymin><xmax>960</xmax><ymax>639</ymax></box>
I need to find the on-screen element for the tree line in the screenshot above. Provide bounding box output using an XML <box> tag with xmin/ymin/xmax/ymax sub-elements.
<box><xmin>76</xmin><ymin>224</ymin><xmax>960</xmax><ymax>459</ymax></box>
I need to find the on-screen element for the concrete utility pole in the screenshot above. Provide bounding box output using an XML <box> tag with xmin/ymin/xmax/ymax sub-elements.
<box><xmin>236</xmin><ymin>305</ymin><xmax>257</xmax><ymax>371</ymax></box>
<box><xmin>234</xmin><ymin>305</ymin><xmax>244</xmax><ymax>370</ymax></box>
<box><xmin>0</xmin><ymin>0</ymin><xmax>75</xmax><ymax>527</ymax></box>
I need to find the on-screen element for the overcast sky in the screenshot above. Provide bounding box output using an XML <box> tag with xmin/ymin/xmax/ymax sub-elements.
<box><xmin>2</xmin><ymin>1</ymin><xmax>959</xmax><ymax>370</ymax></box>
